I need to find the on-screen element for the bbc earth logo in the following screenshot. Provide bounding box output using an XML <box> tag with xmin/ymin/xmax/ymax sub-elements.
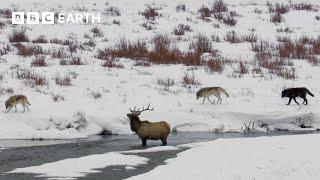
<box><xmin>12</xmin><ymin>12</ymin><xmax>101</xmax><ymax>24</ymax></box>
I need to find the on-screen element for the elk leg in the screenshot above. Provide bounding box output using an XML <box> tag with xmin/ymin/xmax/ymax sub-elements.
<box><xmin>161</xmin><ymin>138</ymin><xmax>167</xmax><ymax>146</ymax></box>
<box><xmin>142</xmin><ymin>139</ymin><xmax>147</xmax><ymax>146</ymax></box>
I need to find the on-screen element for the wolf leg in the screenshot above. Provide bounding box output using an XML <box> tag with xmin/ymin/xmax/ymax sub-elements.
<box><xmin>15</xmin><ymin>105</ymin><xmax>17</xmax><ymax>112</ymax></box>
<box><xmin>293</xmin><ymin>97</ymin><xmax>299</xmax><ymax>105</ymax></box>
<box><xmin>218</xmin><ymin>95</ymin><xmax>222</xmax><ymax>104</ymax></box>
<box><xmin>287</xmin><ymin>98</ymin><xmax>292</xmax><ymax>105</ymax></box>
<box><xmin>207</xmin><ymin>97</ymin><xmax>215</xmax><ymax>104</ymax></box>
<box><xmin>304</xmin><ymin>98</ymin><xmax>308</xmax><ymax>105</ymax></box>
<box><xmin>6</xmin><ymin>106</ymin><xmax>13</xmax><ymax>113</ymax></box>
<box><xmin>22</xmin><ymin>104</ymin><xmax>26</xmax><ymax>113</ymax></box>
<box><xmin>26</xmin><ymin>105</ymin><xmax>30</xmax><ymax>111</ymax></box>
<box><xmin>202</xmin><ymin>97</ymin><xmax>206</xmax><ymax>104</ymax></box>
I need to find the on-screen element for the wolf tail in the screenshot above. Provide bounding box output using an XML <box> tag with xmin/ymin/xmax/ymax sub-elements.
<box><xmin>306</xmin><ymin>88</ymin><xmax>314</xmax><ymax>97</ymax></box>
<box><xmin>220</xmin><ymin>88</ymin><xmax>229</xmax><ymax>97</ymax></box>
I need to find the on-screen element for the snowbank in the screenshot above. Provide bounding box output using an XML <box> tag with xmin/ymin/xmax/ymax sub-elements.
<box><xmin>9</xmin><ymin>152</ymin><xmax>148</xmax><ymax>179</ymax></box>
<box><xmin>128</xmin><ymin>134</ymin><xmax>320</xmax><ymax>180</ymax></box>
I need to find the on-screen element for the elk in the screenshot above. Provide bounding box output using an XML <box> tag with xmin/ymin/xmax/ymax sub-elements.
<box><xmin>127</xmin><ymin>104</ymin><xmax>171</xmax><ymax>146</ymax></box>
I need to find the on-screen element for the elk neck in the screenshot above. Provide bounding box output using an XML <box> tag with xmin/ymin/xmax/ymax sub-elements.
<box><xmin>129</xmin><ymin>115</ymin><xmax>141</xmax><ymax>133</ymax></box>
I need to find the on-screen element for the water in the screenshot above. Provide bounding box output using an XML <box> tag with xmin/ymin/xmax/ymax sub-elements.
<box><xmin>0</xmin><ymin>131</ymin><xmax>318</xmax><ymax>179</ymax></box>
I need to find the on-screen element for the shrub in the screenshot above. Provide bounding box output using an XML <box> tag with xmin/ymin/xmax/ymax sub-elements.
<box><xmin>141</xmin><ymin>6</ymin><xmax>159</xmax><ymax>21</ymax></box>
<box><xmin>31</xmin><ymin>55</ymin><xmax>47</xmax><ymax>67</ymax></box>
<box><xmin>32</xmin><ymin>35</ymin><xmax>48</xmax><ymax>43</ymax></box>
<box><xmin>212</xmin><ymin>0</ymin><xmax>228</xmax><ymax>13</ymax></box>
<box><xmin>16</xmin><ymin>69</ymin><xmax>47</xmax><ymax>87</ymax></box>
<box><xmin>55</xmin><ymin>75</ymin><xmax>72</xmax><ymax>86</ymax></box>
<box><xmin>189</xmin><ymin>35</ymin><xmax>213</xmax><ymax>54</ymax></box>
<box><xmin>0</xmin><ymin>9</ymin><xmax>12</xmax><ymax>18</ymax></box>
<box><xmin>176</xmin><ymin>4</ymin><xmax>186</xmax><ymax>12</ymax></box>
<box><xmin>51</xmin><ymin>48</ymin><xmax>69</xmax><ymax>59</ymax></box>
<box><xmin>0</xmin><ymin>21</ymin><xmax>5</xmax><ymax>29</ymax></box>
<box><xmin>182</xmin><ymin>72</ymin><xmax>200</xmax><ymax>86</ymax></box>
<box><xmin>238</xmin><ymin>61</ymin><xmax>249</xmax><ymax>74</ymax></box>
<box><xmin>173</xmin><ymin>24</ymin><xmax>191</xmax><ymax>35</ymax></box>
<box><xmin>267</xmin><ymin>3</ymin><xmax>289</xmax><ymax>14</ymax></box>
<box><xmin>242</xmin><ymin>33</ymin><xmax>257</xmax><ymax>42</ymax></box>
<box><xmin>91</xmin><ymin>27</ymin><xmax>104</xmax><ymax>37</ymax></box>
<box><xmin>90</xmin><ymin>91</ymin><xmax>102</xmax><ymax>99</ymax></box>
<box><xmin>103</xmin><ymin>6</ymin><xmax>121</xmax><ymax>16</ymax></box>
<box><xmin>16</xmin><ymin>43</ymin><xmax>43</xmax><ymax>57</ymax></box>
<box><xmin>206</xmin><ymin>57</ymin><xmax>225</xmax><ymax>73</ymax></box>
<box><xmin>102</xmin><ymin>58</ymin><xmax>124</xmax><ymax>68</ymax></box>
<box><xmin>211</xmin><ymin>34</ymin><xmax>221</xmax><ymax>42</ymax></box>
<box><xmin>291</xmin><ymin>3</ymin><xmax>313</xmax><ymax>11</ymax></box>
<box><xmin>8</xmin><ymin>30</ymin><xmax>30</xmax><ymax>42</ymax></box>
<box><xmin>198</xmin><ymin>6</ymin><xmax>211</xmax><ymax>20</ymax></box>
<box><xmin>157</xmin><ymin>78</ymin><xmax>175</xmax><ymax>91</ymax></box>
<box><xmin>270</xmin><ymin>13</ymin><xmax>283</xmax><ymax>23</ymax></box>
<box><xmin>69</xmin><ymin>57</ymin><xmax>84</xmax><ymax>65</ymax></box>
<box><xmin>224</xmin><ymin>31</ymin><xmax>242</xmax><ymax>43</ymax></box>
<box><xmin>52</xmin><ymin>93</ymin><xmax>65</xmax><ymax>102</ymax></box>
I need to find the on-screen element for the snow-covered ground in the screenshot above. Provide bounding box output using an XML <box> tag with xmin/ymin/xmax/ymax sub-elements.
<box><xmin>0</xmin><ymin>0</ymin><xmax>319</xmax><ymax>139</ymax></box>
<box><xmin>128</xmin><ymin>134</ymin><xmax>320</xmax><ymax>180</ymax></box>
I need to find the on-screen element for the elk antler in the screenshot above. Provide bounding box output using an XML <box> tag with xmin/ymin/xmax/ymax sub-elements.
<box><xmin>129</xmin><ymin>103</ymin><xmax>154</xmax><ymax>116</ymax></box>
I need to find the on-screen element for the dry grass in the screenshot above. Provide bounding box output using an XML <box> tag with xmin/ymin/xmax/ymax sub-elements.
<box><xmin>31</xmin><ymin>55</ymin><xmax>47</xmax><ymax>67</ymax></box>
<box><xmin>141</xmin><ymin>6</ymin><xmax>160</xmax><ymax>21</ymax></box>
<box><xmin>52</xmin><ymin>93</ymin><xmax>65</xmax><ymax>102</ymax></box>
<box><xmin>55</xmin><ymin>75</ymin><xmax>72</xmax><ymax>86</ymax></box>
<box><xmin>16</xmin><ymin>69</ymin><xmax>48</xmax><ymax>87</ymax></box>
<box><xmin>176</xmin><ymin>4</ymin><xmax>186</xmax><ymax>12</ymax></box>
<box><xmin>198</xmin><ymin>5</ymin><xmax>211</xmax><ymax>20</ymax></box>
<box><xmin>291</xmin><ymin>3</ymin><xmax>314</xmax><ymax>11</ymax></box>
<box><xmin>182</xmin><ymin>72</ymin><xmax>200</xmax><ymax>86</ymax></box>
<box><xmin>212</xmin><ymin>0</ymin><xmax>228</xmax><ymax>13</ymax></box>
<box><xmin>270</xmin><ymin>12</ymin><xmax>283</xmax><ymax>23</ymax></box>
<box><xmin>206</xmin><ymin>59</ymin><xmax>224</xmax><ymax>73</ymax></box>
<box><xmin>32</xmin><ymin>35</ymin><xmax>48</xmax><ymax>43</ymax></box>
<box><xmin>173</xmin><ymin>24</ymin><xmax>191</xmax><ymax>36</ymax></box>
<box><xmin>16</xmin><ymin>43</ymin><xmax>43</xmax><ymax>57</ymax></box>
<box><xmin>267</xmin><ymin>3</ymin><xmax>289</xmax><ymax>14</ymax></box>
<box><xmin>9</xmin><ymin>30</ymin><xmax>30</xmax><ymax>43</ymax></box>
<box><xmin>224</xmin><ymin>31</ymin><xmax>242</xmax><ymax>43</ymax></box>
<box><xmin>102</xmin><ymin>58</ymin><xmax>124</xmax><ymax>68</ymax></box>
<box><xmin>91</xmin><ymin>27</ymin><xmax>104</xmax><ymax>37</ymax></box>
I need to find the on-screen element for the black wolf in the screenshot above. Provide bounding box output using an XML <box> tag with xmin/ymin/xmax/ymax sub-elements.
<box><xmin>281</xmin><ymin>87</ymin><xmax>314</xmax><ymax>105</ymax></box>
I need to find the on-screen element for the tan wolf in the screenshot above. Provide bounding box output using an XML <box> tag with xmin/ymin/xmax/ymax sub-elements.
<box><xmin>5</xmin><ymin>95</ymin><xmax>31</xmax><ymax>113</ymax></box>
<box><xmin>196</xmin><ymin>87</ymin><xmax>229</xmax><ymax>104</ymax></box>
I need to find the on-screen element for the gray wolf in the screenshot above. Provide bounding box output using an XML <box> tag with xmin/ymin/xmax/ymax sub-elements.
<box><xmin>5</xmin><ymin>95</ymin><xmax>31</xmax><ymax>113</ymax></box>
<box><xmin>196</xmin><ymin>87</ymin><xmax>229</xmax><ymax>104</ymax></box>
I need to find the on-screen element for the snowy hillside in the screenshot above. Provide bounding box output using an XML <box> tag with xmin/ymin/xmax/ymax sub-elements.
<box><xmin>0</xmin><ymin>0</ymin><xmax>320</xmax><ymax>139</ymax></box>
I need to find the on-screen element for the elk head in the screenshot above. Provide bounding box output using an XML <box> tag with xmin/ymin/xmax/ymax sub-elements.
<box><xmin>127</xmin><ymin>103</ymin><xmax>154</xmax><ymax>132</ymax></box>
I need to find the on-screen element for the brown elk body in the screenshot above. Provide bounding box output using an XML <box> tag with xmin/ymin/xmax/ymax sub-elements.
<box><xmin>127</xmin><ymin>104</ymin><xmax>171</xmax><ymax>146</ymax></box>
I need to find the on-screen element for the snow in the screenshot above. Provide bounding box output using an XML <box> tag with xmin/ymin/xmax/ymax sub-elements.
<box><xmin>9</xmin><ymin>152</ymin><xmax>148</xmax><ymax>179</ymax></box>
<box><xmin>0</xmin><ymin>0</ymin><xmax>320</xmax><ymax>139</ymax></box>
<box><xmin>127</xmin><ymin>134</ymin><xmax>320</xmax><ymax>180</ymax></box>
<box><xmin>7</xmin><ymin>146</ymin><xmax>178</xmax><ymax>179</ymax></box>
